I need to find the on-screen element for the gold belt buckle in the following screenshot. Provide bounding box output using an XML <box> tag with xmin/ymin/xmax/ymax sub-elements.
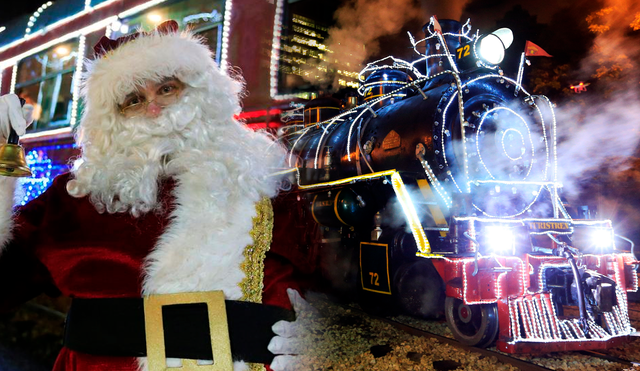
<box><xmin>143</xmin><ymin>291</ymin><xmax>233</xmax><ymax>371</ymax></box>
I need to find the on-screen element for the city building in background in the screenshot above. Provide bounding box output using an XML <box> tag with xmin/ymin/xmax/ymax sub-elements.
<box><xmin>0</xmin><ymin>0</ymin><xmax>347</xmax><ymax>202</ymax></box>
<box><xmin>274</xmin><ymin>0</ymin><xmax>359</xmax><ymax>99</ymax></box>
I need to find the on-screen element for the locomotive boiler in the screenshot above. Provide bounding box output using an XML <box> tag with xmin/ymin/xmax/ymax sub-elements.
<box><xmin>271</xmin><ymin>17</ymin><xmax>639</xmax><ymax>353</ymax></box>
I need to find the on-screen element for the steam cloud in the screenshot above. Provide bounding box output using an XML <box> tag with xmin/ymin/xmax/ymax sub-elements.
<box><xmin>304</xmin><ymin>0</ymin><xmax>469</xmax><ymax>89</ymax></box>
<box><xmin>555</xmin><ymin>1</ymin><xmax>640</xmax><ymax>198</ymax></box>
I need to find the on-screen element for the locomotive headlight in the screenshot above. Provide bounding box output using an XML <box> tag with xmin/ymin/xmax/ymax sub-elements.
<box><xmin>592</xmin><ymin>228</ymin><xmax>614</xmax><ymax>250</ymax></box>
<box><xmin>477</xmin><ymin>28</ymin><xmax>514</xmax><ymax>65</ymax></box>
<box><xmin>484</xmin><ymin>225</ymin><xmax>516</xmax><ymax>255</ymax></box>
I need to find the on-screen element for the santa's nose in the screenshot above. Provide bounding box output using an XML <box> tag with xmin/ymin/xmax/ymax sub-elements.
<box><xmin>146</xmin><ymin>101</ymin><xmax>163</xmax><ymax>118</ymax></box>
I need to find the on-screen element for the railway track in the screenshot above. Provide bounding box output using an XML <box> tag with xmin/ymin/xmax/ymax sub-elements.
<box><xmin>378</xmin><ymin>313</ymin><xmax>640</xmax><ymax>370</ymax></box>
<box><xmin>338</xmin><ymin>298</ymin><xmax>640</xmax><ymax>370</ymax></box>
<box><xmin>300</xmin><ymin>294</ymin><xmax>640</xmax><ymax>370</ymax></box>
<box><xmin>374</xmin><ymin>314</ymin><xmax>553</xmax><ymax>371</ymax></box>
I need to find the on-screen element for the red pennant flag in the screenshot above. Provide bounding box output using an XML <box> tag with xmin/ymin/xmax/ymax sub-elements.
<box><xmin>432</xmin><ymin>15</ymin><xmax>442</xmax><ymax>34</ymax></box>
<box><xmin>525</xmin><ymin>40</ymin><xmax>552</xmax><ymax>57</ymax></box>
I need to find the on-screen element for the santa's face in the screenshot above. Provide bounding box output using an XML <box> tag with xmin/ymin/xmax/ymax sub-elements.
<box><xmin>118</xmin><ymin>77</ymin><xmax>185</xmax><ymax>119</ymax></box>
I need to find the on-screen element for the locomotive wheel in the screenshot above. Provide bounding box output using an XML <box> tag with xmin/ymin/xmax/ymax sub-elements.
<box><xmin>394</xmin><ymin>260</ymin><xmax>445</xmax><ymax>319</ymax></box>
<box><xmin>444</xmin><ymin>297</ymin><xmax>499</xmax><ymax>348</ymax></box>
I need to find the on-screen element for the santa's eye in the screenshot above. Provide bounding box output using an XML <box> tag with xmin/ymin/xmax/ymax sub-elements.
<box><xmin>123</xmin><ymin>95</ymin><xmax>144</xmax><ymax>108</ymax></box>
<box><xmin>158</xmin><ymin>81</ymin><xmax>182</xmax><ymax>96</ymax></box>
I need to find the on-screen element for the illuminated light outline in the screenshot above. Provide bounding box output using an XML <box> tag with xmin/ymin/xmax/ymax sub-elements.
<box><xmin>293</xmin><ymin>168</ymin><xmax>431</xmax><ymax>253</ymax></box>
<box><xmin>0</xmin><ymin>16</ymin><xmax>118</xmax><ymax>70</ymax></box>
<box><xmin>357</xmin><ymin>55</ymin><xmax>426</xmax><ymax>86</ymax></box>
<box><xmin>475</xmin><ymin>106</ymin><xmax>535</xmax><ymax>180</ymax></box>
<box><xmin>269</xmin><ymin>168</ymin><xmax>297</xmax><ymax>177</ymax></box>
<box><xmin>0</xmin><ymin>0</ymin><xmax>122</xmax><ymax>56</ymax></box>
<box><xmin>469</xmin><ymin>179</ymin><xmax>561</xmax><ymax>186</ymax></box>
<box><xmin>9</xmin><ymin>64</ymin><xmax>17</xmax><ymax>93</ymax></box>
<box><xmin>507</xmin><ymin>291</ymin><xmax>633</xmax><ymax>343</ymax></box>
<box><xmin>515</xmin><ymin>52</ymin><xmax>525</xmax><ymax>95</ymax></box>
<box><xmin>313</xmin><ymin>122</ymin><xmax>332</xmax><ymax>169</ymax></box>
<box><xmin>69</xmin><ymin>34</ymin><xmax>86</xmax><ymax>128</ymax></box>
<box><xmin>218</xmin><ymin>0</ymin><xmax>232</xmax><ymax>71</ymax></box>
<box><xmin>439</xmin><ymin>74</ymin><xmax>556</xmax><ymax>202</ymax></box>
<box><xmin>269</xmin><ymin>0</ymin><xmax>308</xmax><ymax>100</ymax></box>
<box><xmin>25</xmin><ymin>1</ymin><xmax>54</xmax><ymax>36</ymax></box>
<box><xmin>534</xmin><ymin>95</ymin><xmax>559</xmax><ymax>183</ymax></box>
<box><xmin>104</xmin><ymin>22</ymin><xmax>113</xmax><ymax>38</ymax></box>
<box><xmin>183</xmin><ymin>10</ymin><xmax>222</xmax><ymax>24</ymax></box>
<box><xmin>390</xmin><ymin>172</ymin><xmax>431</xmax><ymax>254</ymax></box>
<box><xmin>501</xmin><ymin>128</ymin><xmax>525</xmax><ymax>160</ymax></box>
<box><xmin>296</xmin><ymin>169</ymin><xmax>396</xmax><ymax>189</ymax></box>
<box><xmin>22</xmin><ymin>126</ymin><xmax>72</xmax><ymax>140</ymax></box>
<box><xmin>418</xmin><ymin>157</ymin><xmax>452</xmax><ymax>208</ymax></box>
<box><xmin>284</xmin><ymin>73</ymin><xmax>434</xmax><ymax>164</ymax></box>
<box><xmin>287</xmin><ymin>126</ymin><xmax>311</xmax><ymax>167</ymax></box>
<box><xmin>413</xmin><ymin>17</ymin><xmax>473</xmax><ymax>77</ymax></box>
<box><xmin>508</xmin><ymin>299</ymin><xmax>520</xmax><ymax>338</ymax></box>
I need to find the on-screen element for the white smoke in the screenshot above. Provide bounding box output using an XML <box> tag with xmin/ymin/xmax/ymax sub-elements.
<box><xmin>555</xmin><ymin>90</ymin><xmax>640</xmax><ymax>195</ymax></box>
<box><xmin>554</xmin><ymin>1</ymin><xmax>640</xmax><ymax>199</ymax></box>
<box><xmin>300</xmin><ymin>0</ymin><xmax>471</xmax><ymax>89</ymax></box>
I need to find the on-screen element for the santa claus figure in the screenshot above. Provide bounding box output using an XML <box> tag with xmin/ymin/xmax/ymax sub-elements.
<box><xmin>0</xmin><ymin>20</ymin><xmax>302</xmax><ymax>371</ymax></box>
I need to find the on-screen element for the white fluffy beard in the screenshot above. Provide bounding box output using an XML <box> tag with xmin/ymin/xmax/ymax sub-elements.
<box><xmin>68</xmin><ymin>88</ymin><xmax>285</xmax><ymax>218</ymax></box>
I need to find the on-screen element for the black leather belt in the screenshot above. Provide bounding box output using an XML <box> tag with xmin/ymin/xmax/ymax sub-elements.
<box><xmin>63</xmin><ymin>297</ymin><xmax>295</xmax><ymax>364</ymax></box>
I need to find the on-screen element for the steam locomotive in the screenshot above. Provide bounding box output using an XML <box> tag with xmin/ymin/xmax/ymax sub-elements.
<box><xmin>271</xmin><ymin>18</ymin><xmax>638</xmax><ymax>353</ymax></box>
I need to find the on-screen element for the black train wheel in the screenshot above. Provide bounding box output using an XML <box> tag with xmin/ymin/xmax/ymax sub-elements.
<box><xmin>444</xmin><ymin>296</ymin><xmax>499</xmax><ymax>348</ymax></box>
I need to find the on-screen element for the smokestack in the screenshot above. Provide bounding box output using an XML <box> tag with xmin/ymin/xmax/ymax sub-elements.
<box><xmin>421</xmin><ymin>19</ymin><xmax>462</xmax><ymax>83</ymax></box>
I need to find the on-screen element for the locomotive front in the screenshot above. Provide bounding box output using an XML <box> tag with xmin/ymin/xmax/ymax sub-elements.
<box><xmin>273</xmin><ymin>17</ymin><xmax>639</xmax><ymax>353</ymax></box>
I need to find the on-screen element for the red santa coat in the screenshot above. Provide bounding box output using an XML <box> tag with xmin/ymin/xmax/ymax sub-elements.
<box><xmin>0</xmin><ymin>173</ymin><xmax>297</xmax><ymax>370</ymax></box>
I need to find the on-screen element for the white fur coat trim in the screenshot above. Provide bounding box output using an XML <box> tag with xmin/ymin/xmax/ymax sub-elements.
<box><xmin>0</xmin><ymin>178</ymin><xmax>17</xmax><ymax>254</ymax></box>
<box><xmin>140</xmin><ymin>165</ymin><xmax>263</xmax><ymax>371</ymax></box>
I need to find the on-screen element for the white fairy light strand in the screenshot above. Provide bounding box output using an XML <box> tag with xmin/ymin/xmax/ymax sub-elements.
<box><xmin>9</xmin><ymin>65</ymin><xmax>17</xmax><ymax>93</ymax></box>
<box><xmin>25</xmin><ymin>1</ymin><xmax>54</xmax><ymax>36</ymax></box>
<box><xmin>69</xmin><ymin>34</ymin><xmax>86</xmax><ymax>128</ymax></box>
<box><xmin>515</xmin><ymin>52</ymin><xmax>525</xmax><ymax>96</ymax></box>
<box><xmin>219</xmin><ymin>0</ymin><xmax>233</xmax><ymax>71</ymax></box>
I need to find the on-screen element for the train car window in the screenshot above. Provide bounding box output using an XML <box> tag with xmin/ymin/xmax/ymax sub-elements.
<box><xmin>111</xmin><ymin>0</ymin><xmax>225</xmax><ymax>61</ymax></box>
<box><xmin>16</xmin><ymin>40</ymin><xmax>78</xmax><ymax>133</ymax></box>
<box><xmin>275</xmin><ymin>0</ymin><xmax>360</xmax><ymax>99</ymax></box>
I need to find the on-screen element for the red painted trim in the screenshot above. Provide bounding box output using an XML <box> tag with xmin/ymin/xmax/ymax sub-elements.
<box><xmin>497</xmin><ymin>336</ymin><xmax>629</xmax><ymax>354</ymax></box>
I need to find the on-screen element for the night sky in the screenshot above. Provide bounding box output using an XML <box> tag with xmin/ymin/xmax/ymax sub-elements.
<box><xmin>0</xmin><ymin>0</ymin><xmax>601</xmax><ymax>30</ymax></box>
<box><xmin>0</xmin><ymin>0</ymin><xmax>48</xmax><ymax>25</ymax></box>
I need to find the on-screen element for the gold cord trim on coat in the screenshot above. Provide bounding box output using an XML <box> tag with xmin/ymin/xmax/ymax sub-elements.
<box><xmin>240</xmin><ymin>198</ymin><xmax>273</xmax><ymax>371</ymax></box>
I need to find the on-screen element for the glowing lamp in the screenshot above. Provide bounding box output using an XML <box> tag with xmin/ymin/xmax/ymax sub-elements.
<box><xmin>592</xmin><ymin>228</ymin><xmax>613</xmax><ymax>249</ymax></box>
<box><xmin>478</xmin><ymin>28</ymin><xmax>513</xmax><ymax>65</ymax></box>
<box><xmin>54</xmin><ymin>45</ymin><xmax>70</xmax><ymax>57</ymax></box>
<box><xmin>484</xmin><ymin>225</ymin><xmax>516</xmax><ymax>254</ymax></box>
<box><xmin>147</xmin><ymin>13</ymin><xmax>163</xmax><ymax>24</ymax></box>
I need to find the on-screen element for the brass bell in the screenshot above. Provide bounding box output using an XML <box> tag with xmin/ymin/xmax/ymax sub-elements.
<box><xmin>0</xmin><ymin>128</ymin><xmax>32</xmax><ymax>177</ymax></box>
